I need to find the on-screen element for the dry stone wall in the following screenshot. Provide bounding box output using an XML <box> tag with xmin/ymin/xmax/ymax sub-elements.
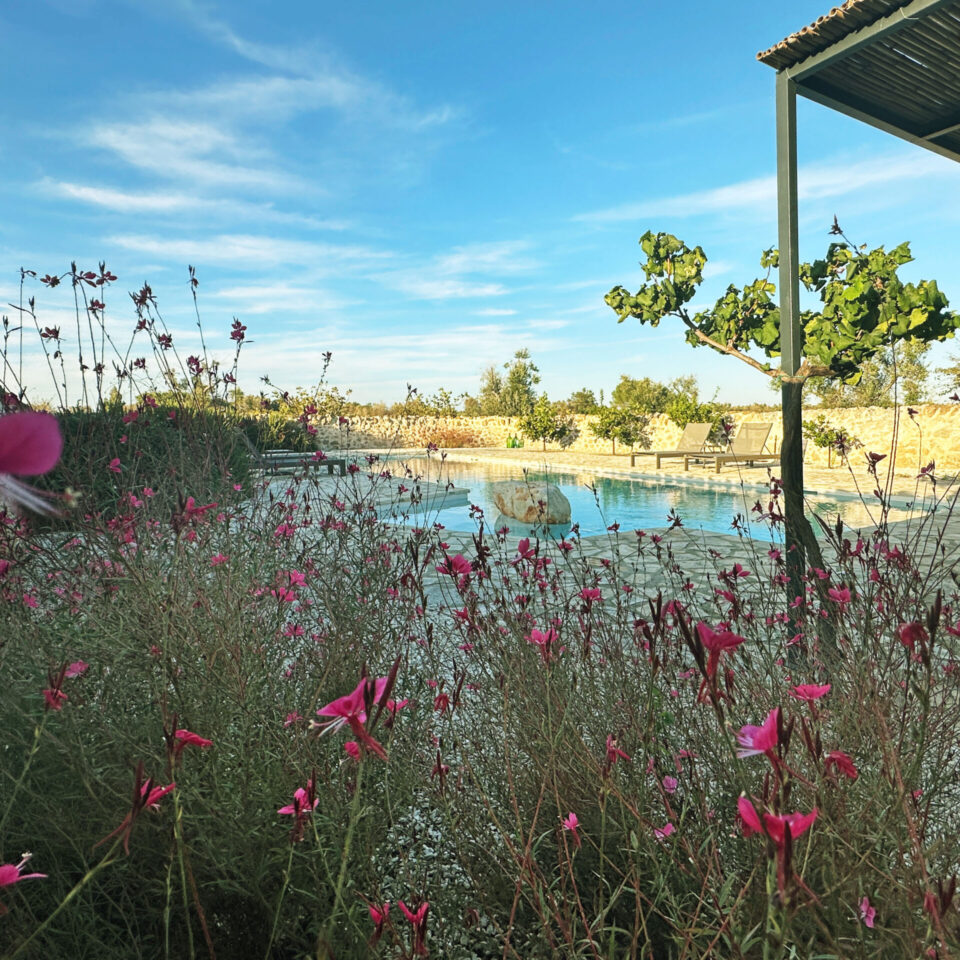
<box><xmin>310</xmin><ymin>404</ymin><xmax>960</xmax><ymax>471</ymax></box>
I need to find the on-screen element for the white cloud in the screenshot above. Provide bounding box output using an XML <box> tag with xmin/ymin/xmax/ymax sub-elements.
<box><xmin>575</xmin><ymin>152</ymin><xmax>957</xmax><ymax>223</ymax></box>
<box><xmin>43</xmin><ymin>179</ymin><xmax>350</xmax><ymax>230</ymax></box>
<box><xmin>387</xmin><ymin>277</ymin><xmax>509</xmax><ymax>300</ymax></box>
<box><xmin>105</xmin><ymin>233</ymin><xmax>393</xmax><ymax>269</ymax></box>
<box><xmin>475</xmin><ymin>307</ymin><xmax>516</xmax><ymax>316</ymax></box>
<box><xmin>207</xmin><ymin>283</ymin><xmax>358</xmax><ymax>315</ymax></box>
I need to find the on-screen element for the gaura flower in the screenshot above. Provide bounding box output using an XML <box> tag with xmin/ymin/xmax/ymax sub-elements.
<box><xmin>174</xmin><ymin>729</ymin><xmax>213</xmax><ymax>758</ymax></box>
<box><xmin>315</xmin><ymin>674</ymin><xmax>391</xmax><ymax>760</ymax></box>
<box><xmin>0</xmin><ymin>411</ymin><xmax>62</xmax><ymax>513</ymax></box>
<box><xmin>736</xmin><ymin>708</ymin><xmax>780</xmax><ymax>760</ymax></box>
<box><xmin>825</xmin><ymin>750</ymin><xmax>858</xmax><ymax>780</ymax></box>
<box><xmin>398</xmin><ymin>900</ymin><xmax>430</xmax><ymax>957</ymax></box>
<box><xmin>898</xmin><ymin>621</ymin><xmax>928</xmax><ymax>652</ymax></box>
<box><xmin>278</xmin><ymin>780</ymin><xmax>318</xmax><ymax>842</ymax></box>
<box><xmin>0</xmin><ymin>854</ymin><xmax>46</xmax><ymax>914</ymax></box>
<box><xmin>789</xmin><ymin>683</ymin><xmax>831</xmax><ymax>702</ymax></box>
<box><xmin>96</xmin><ymin>764</ymin><xmax>175</xmax><ymax>855</ymax></box>
<box><xmin>562</xmin><ymin>811</ymin><xmax>581</xmax><ymax>848</ymax></box>
<box><xmin>654</xmin><ymin>822</ymin><xmax>675</xmax><ymax>840</ymax></box>
<box><xmin>859</xmin><ymin>895</ymin><xmax>876</xmax><ymax>928</ymax></box>
<box><xmin>737</xmin><ymin>796</ymin><xmax>818</xmax><ymax>846</ymax></box>
<box><xmin>368</xmin><ymin>901</ymin><xmax>390</xmax><ymax>946</ymax></box>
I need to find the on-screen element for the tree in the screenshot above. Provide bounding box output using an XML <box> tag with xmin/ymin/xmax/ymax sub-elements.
<box><xmin>610</xmin><ymin>375</ymin><xmax>673</xmax><ymax>413</ymax></box>
<box><xmin>500</xmin><ymin>349</ymin><xmax>540</xmax><ymax>417</ymax></box>
<box><xmin>606</xmin><ymin>229</ymin><xmax>960</xmax><ymax>572</ymax></box>
<box><xmin>461</xmin><ymin>394</ymin><xmax>481</xmax><ymax>417</ymax></box>
<box><xmin>589</xmin><ymin>407</ymin><xmax>651</xmax><ymax>455</ymax></box>
<box><xmin>517</xmin><ymin>395</ymin><xmax>571</xmax><ymax>451</ymax></box>
<box><xmin>477</xmin><ymin>366</ymin><xmax>504</xmax><ymax>415</ymax></box>
<box><xmin>565</xmin><ymin>387</ymin><xmax>600</xmax><ymax>414</ymax></box>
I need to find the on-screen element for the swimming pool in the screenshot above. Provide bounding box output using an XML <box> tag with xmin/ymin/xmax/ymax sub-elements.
<box><xmin>376</xmin><ymin>456</ymin><xmax>914</xmax><ymax>540</ymax></box>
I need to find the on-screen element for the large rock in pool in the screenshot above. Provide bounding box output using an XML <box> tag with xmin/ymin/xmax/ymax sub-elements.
<box><xmin>490</xmin><ymin>481</ymin><xmax>571</xmax><ymax>525</ymax></box>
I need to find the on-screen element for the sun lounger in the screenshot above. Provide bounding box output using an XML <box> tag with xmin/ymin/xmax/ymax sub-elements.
<box><xmin>631</xmin><ymin>422</ymin><xmax>712</xmax><ymax>468</ymax></box>
<box><xmin>685</xmin><ymin>422</ymin><xmax>776</xmax><ymax>474</ymax></box>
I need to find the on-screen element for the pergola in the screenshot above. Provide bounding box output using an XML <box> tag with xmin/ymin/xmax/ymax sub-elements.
<box><xmin>757</xmin><ymin>0</ymin><xmax>960</xmax><ymax>564</ymax></box>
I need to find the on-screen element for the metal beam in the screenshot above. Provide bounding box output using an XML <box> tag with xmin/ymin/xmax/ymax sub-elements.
<box><xmin>923</xmin><ymin>111</ymin><xmax>960</xmax><ymax>140</ymax></box>
<box><xmin>776</xmin><ymin>72</ymin><xmax>802</xmax><ymax>376</ymax></box>
<box><xmin>784</xmin><ymin>0</ymin><xmax>955</xmax><ymax>83</ymax></box>
<box><xmin>796</xmin><ymin>82</ymin><xmax>960</xmax><ymax>164</ymax></box>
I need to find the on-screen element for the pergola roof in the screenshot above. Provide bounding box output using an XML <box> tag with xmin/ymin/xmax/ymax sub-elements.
<box><xmin>757</xmin><ymin>0</ymin><xmax>960</xmax><ymax>162</ymax></box>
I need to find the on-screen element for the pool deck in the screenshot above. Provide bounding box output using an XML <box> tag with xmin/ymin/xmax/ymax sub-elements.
<box><xmin>264</xmin><ymin>446</ymin><xmax>960</xmax><ymax>593</ymax></box>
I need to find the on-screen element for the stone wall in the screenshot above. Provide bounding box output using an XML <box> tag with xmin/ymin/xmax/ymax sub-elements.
<box><xmin>311</xmin><ymin>405</ymin><xmax>960</xmax><ymax>471</ymax></box>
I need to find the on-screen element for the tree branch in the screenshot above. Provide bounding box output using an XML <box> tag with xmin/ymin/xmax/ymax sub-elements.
<box><xmin>676</xmin><ymin>312</ymin><xmax>776</xmax><ymax>378</ymax></box>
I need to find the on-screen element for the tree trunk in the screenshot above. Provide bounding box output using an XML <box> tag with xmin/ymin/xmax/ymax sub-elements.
<box><xmin>781</xmin><ymin>381</ymin><xmax>834</xmax><ymax>653</ymax></box>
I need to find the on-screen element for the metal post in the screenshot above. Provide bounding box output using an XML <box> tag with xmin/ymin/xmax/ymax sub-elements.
<box><xmin>776</xmin><ymin>71</ymin><xmax>808</xmax><ymax>597</ymax></box>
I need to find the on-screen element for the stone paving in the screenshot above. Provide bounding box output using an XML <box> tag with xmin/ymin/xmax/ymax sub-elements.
<box><xmin>262</xmin><ymin>445</ymin><xmax>960</xmax><ymax>595</ymax></box>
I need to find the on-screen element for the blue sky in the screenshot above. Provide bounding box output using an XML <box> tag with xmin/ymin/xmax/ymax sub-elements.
<box><xmin>5</xmin><ymin>0</ymin><xmax>960</xmax><ymax>406</ymax></box>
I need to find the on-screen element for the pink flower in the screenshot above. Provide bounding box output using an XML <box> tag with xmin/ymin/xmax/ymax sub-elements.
<box><xmin>65</xmin><ymin>661</ymin><xmax>89</xmax><ymax>678</ymax></box>
<box><xmin>562</xmin><ymin>811</ymin><xmax>581</xmax><ymax>848</ymax></box>
<box><xmin>527</xmin><ymin>627</ymin><xmax>559</xmax><ymax>664</ymax></box>
<box><xmin>369</xmin><ymin>901</ymin><xmax>390</xmax><ymax>946</ymax></box>
<box><xmin>0</xmin><ymin>411</ymin><xmax>62</xmax><ymax>513</ymax></box>
<box><xmin>898</xmin><ymin>621</ymin><xmax>928</xmax><ymax>652</ymax></box>
<box><xmin>344</xmin><ymin>741</ymin><xmax>361</xmax><ymax>760</ymax></box>
<box><xmin>654</xmin><ymin>822</ymin><xmax>675</xmax><ymax>840</ymax></box>
<box><xmin>662</xmin><ymin>776</ymin><xmax>678</xmax><ymax>794</ymax></box>
<box><xmin>283</xmin><ymin>711</ymin><xmax>303</xmax><ymax>727</ymax></box>
<box><xmin>435</xmin><ymin>553</ymin><xmax>471</xmax><ymax>577</ymax></box>
<box><xmin>736</xmin><ymin>708</ymin><xmax>780</xmax><ymax>760</ymax></box>
<box><xmin>316</xmin><ymin>674</ymin><xmax>391</xmax><ymax>760</ymax></box>
<box><xmin>108</xmin><ymin>458</ymin><xmax>122</xmax><ymax>474</ymax></box>
<box><xmin>827</xmin><ymin>586</ymin><xmax>851</xmax><ymax>607</ymax></box>
<box><xmin>825</xmin><ymin>750</ymin><xmax>858</xmax><ymax>780</ymax></box>
<box><xmin>695</xmin><ymin>621</ymin><xmax>745</xmax><ymax>701</ymax></box>
<box><xmin>737</xmin><ymin>796</ymin><xmax>818</xmax><ymax>846</ymax></box>
<box><xmin>605</xmin><ymin>734</ymin><xmax>630</xmax><ymax>766</ymax></box>
<box><xmin>210</xmin><ymin>553</ymin><xmax>229</xmax><ymax>567</ymax></box>
<box><xmin>579</xmin><ymin>587</ymin><xmax>602</xmax><ymax>605</ymax></box>
<box><xmin>398</xmin><ymin>900</ymin><xmax>430</xmax><ymax>956</ymax></box>
<box><xmin>789</xmin><ymin>683</ymin><xmax>831</xmax><ymax>702</ymax></box>
<box><xmin>96</xmin><ymin>766</ymin><xmax>175</xmax><ymax>855</ymax></box>
<box><xmin>0</xmin><ymin>854</ymin><xmax>46</xmax><ymax>912</ymax></box>
<box><xmin>173</xmin><ymin>729</ymin><xmax>213</xmax><ymax>758</ymax></box>
<box><xmin>42</xmin><ymin>688</ymin><xmax>68</xmax><ymax>711</ymax></box>
<box><xmin>859</xmin><ymin>896</ymin><xmax>876</xmax><ymax>928</ymax></box>
<box><xmin>278</xmin><ymin>780</ymin><xmax>318</xmax><ymax>842</ymax></box>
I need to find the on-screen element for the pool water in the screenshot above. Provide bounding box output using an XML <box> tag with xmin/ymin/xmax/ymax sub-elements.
<box><xmin>377</xmin><ymin>456</ymin><xmax>913</xmax><ymax>540</ymax></box>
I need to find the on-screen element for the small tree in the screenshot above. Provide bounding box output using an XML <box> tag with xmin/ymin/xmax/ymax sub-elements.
<box><xmin>606</xmin><ymin>228</ymin><xmax>960</xmax><ymax>570</ymax></box>
<box><xmin>589</xmin><ymin>406</ymin><xmax>651</xmax><ymax>455</ymax></box>
<box><xmin>517</xmin><ymin>394</ymin><xmax>571</xmax><ymax>451</ymax></box>
<box><xmin>478</xmin><ymin>366</ymin><xmax>504</xmax><ymax>415</ymax></box>
<box><xmin>610</xmin><ymin>375</ymin><xmax>673</xmax><ymax>413</ymax></box>
<box><xmin>565</xmin><ymin>387</ymin><xmax>600</xmax><ymax>414</ymax></box>
<box><xmin>500</xmin><ymin>349</ymin><xmax>540</xmax><ymax>417</ymax></box>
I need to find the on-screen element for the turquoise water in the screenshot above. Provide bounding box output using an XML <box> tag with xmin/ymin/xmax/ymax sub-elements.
<box><xmin>378</xmin><ymin>456</ymin><xmax>911</xmax><ymax>540</ymax></box>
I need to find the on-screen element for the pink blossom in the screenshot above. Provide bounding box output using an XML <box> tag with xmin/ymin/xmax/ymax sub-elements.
<box><xmin>859</xmin><ymin>895</ymin><xmax>876</xmax><ymax>928</ymax></box>
<box><xmin>369</xmin><ymin>901</ymin><xmax>390</xmax><ymax>945</ymax></box>
<box><xmin>0</xmin><ymin>411</ymin><xmax>62</xmax><ymax>513</ymax></box>
<box><xmin>0</xmin><ymin>854</ymin><xmax>46</xmax><ymax>911</ymax></box>
<box><xmin>316</xmin><ymin>675</ymin><xmax>390</xmax><ymax>760</ymax></box>
<box><xmin>662</xmin><ymin>776</ymin><xmax>678</xmax><ymax>794</ymax></box>
<box><xmin>605</xmin><ymin>734</ymin><xmax>630</xmax><ymax>766</ymax></box>
<box><xmin>42</xmin><ymin>688</ymin><xmax>68</xmax><ymax>711</ymax></box>
<box><xmin>654</xmin><ymin>822</ymin><xmax>675</xmax><ymax>840</ymax></box>
<box><xmin>398</xmin><ymin>900</ymin><xmax>430</xmax><ymax>957</ymax></box>
<box><xmin>562</xmin><ymin>811</ymin><xmax>581</xmax><ymax>848</ymax></box>
<box><xmin>738</xmin><ymin>796</ymin><xmax>818</xmax><ymax>846</ymax></box>
<box><xmin>736</xmin><ymin>708</ymin><xmax>779</xmax><ymax>760</ymax></box>
<box><xmin>825</xmin><ymin>750</ymin><xmax>858</xmax><ymax>780</ymax></box>
<box><xmin>108</xmin><ymin>458</ymin><xmax>122</xmax><ymax>474</ymax></box>
<box><xmin>65</xmin><ymin>661</ymin><xmax>89</xmax><ymax>678</ymax></box>
<box><xmin>344</xmin><ymin>741</ymin><xmax>361</xmax><ymax>760</ymax></box>
<box><xmin>435</xmin><ymin>553</ymin><xmax>471</xmax><ymax>577</ymax></box>
<box><xmin>898</xmin><ymin>621</ymin><xmax>928</xmax><ymax>651</ymax></box>
<box><xmin>283</xmin><ymin>711</ymin><xmax>303</xmax><ymax>727</ymax></box>
<box><xmin>527</xmin><ymin>627</ymin><xmax>559</xmax><ymax>664</ymax></box>
<box><xmin>278</xmin><ymin>780</ymin><xmax>318</xmax><ymax>842</ymax></box>
<box><xmin>173</xmin><ymin>729</ymin><xmax>213</xmax><ymax>758</ymax></box>
<box><xmin>827</xmin><ymin>586</ymin><xmax>851</xmax><ymax>607</ymax></box>
<box><xmin>210</xmin><ymin>553</ymin><xmax>229</xmax><ymax>567</ymax></box>
<box><xmin>789</xmin><ymin>683</ymin><xmax>831</xmax><ymax>702</ymax></box>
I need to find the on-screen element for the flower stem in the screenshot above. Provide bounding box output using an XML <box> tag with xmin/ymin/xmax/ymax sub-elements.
<box><xmin>316</xmin><ymin>760</ymin><xmax>365</xmax><ymax>960</ymax></box>
<box><xmin>9</xmin><ymin>837</ymin><xmax>123</xmax><ymax>959</ymax></box>
<box><xmin>264</xmin><ymin>844</ymin><xmax>295</xmax><ymax>960</ymax></box>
